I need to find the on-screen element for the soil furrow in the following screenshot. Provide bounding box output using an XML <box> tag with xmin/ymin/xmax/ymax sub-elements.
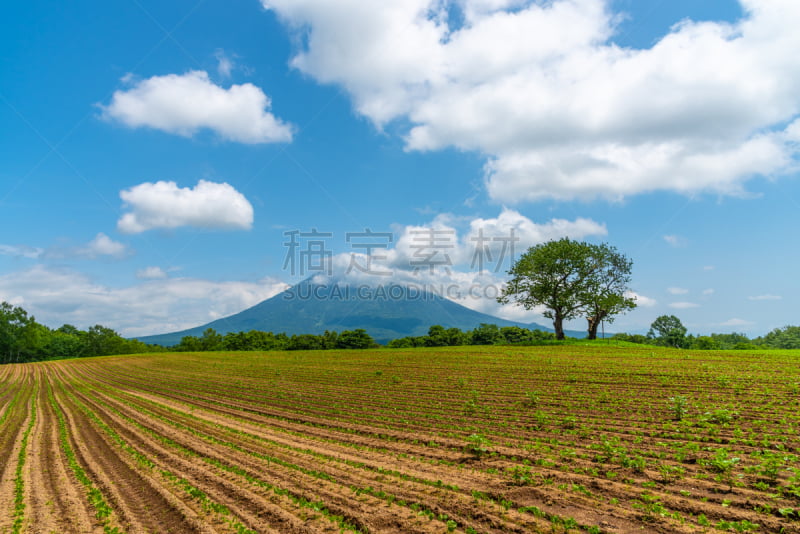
<box><xmin>25</xmin><ymin>376</ymin><xmax>100</xmax><ymax>534</ymax></box>
<box><xmin>0</xmin><ymin>381</ymin><xmax>33</xmax><ymax>534</ymax></box>
<box><xmin>55</xmin><ymin>384</ymin><xmax>202</xmax><ymax>534</ymax></box>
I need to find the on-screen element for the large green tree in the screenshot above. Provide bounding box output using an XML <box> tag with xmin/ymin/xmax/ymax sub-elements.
<box><xmin>582</xmin><ymin>243</ymin><xmax>636</xmax><ymax>339</ymax></box>
<box><xmin>498</xmin><ymin>239</ymin><xmax>596</xmax><ymax>340</ymax></box>
<box><xmin>498</xmin><ymin>239</ymin><xmax>636</xmax><ymax>340</ymax></box>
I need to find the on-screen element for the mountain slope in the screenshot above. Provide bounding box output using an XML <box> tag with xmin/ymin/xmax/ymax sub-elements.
<box><xmin>136</xmin><ymin>279</ymin><xmax>584</xmax><ymax>345</ymax></box>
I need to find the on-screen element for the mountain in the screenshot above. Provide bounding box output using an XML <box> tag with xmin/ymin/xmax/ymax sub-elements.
<box><xmin>136</xmin><ymin>278</ymin><xmax>585</xmax><ymax>345</ymax></box>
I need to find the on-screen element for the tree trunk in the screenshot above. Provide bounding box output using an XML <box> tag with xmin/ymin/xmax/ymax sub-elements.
<box><xmin>587</xmin><ymin>316</ymin><xmax>599</xmax><ymax>340</ymax></box>
<box><xmin>553</xmin><ymin>314</ymin><xmax>565</xmax><ymax>340</ymax></box>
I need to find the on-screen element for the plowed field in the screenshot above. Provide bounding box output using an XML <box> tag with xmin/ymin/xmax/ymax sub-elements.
<box><xmin>1</xmin><ymin>345</ymin><xmax>799</xmax><ymax>533</ymax></box>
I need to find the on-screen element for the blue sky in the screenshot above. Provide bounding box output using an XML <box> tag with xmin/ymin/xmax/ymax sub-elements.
<box><xmin>1</xmin><ymin>0</ymin><xmax>799</xmax><ymax>337</ymax></box>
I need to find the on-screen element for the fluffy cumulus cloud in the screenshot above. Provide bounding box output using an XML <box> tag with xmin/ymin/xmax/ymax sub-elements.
<box><xmin>118</xmin><ymin>180</ymin><xmax>254</xmax><ymax>234</ymax></box>
<box><xmin>77</xmin><ymin>233</ymin><xmax>129</xmax><ymax>259</ymax></box>
<box><xmin>0</xmin><ymin>265</ymin><xmax>288</xmax><ymax>337</ymax></box>
<box><xmin>463</xmin><ymin>209</ymin><xmax>607</xmax><ymax>264</ymax></box>
<box><xmin>102</xmin><ymin>71</ymin><xmax>293</xmax><ymax>143</ymax></box>
<box><xmin>136</xmin><ymin>266</ymin><xmax>168</xmax><ymax>280</ymax></box>
<box><xmin>626</xmin><ymin>291</ymin><xmax>656</xmax><ymax>307</ymax></box>
<box><xmin>263</xmin><ymin>0</ymin><xmax>800</xmax><ymax>201</ymax></box>
<box><xmin>377</xmin><ymin>208</ymin><xmax>606</xmax><ymax>273</ymax></box>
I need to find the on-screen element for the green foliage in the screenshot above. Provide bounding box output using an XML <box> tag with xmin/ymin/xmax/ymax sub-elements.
<box><xmin>524</xmin><ymin>390</ymin><xmax>540</xmax><ymax>408</ymax></box>
<box><xmin>387</xmin><ymin>324</ymin><xmax>555</xmax><ymax>348</ymax></box>
<box><xmin>465</xmin><ymin>434</ymin><xmax>491</xmax><ymax>458</ymax></box>
<box><xmin>648</xmin><ymin>315</ymin><xmax>688</xmax><ymax>348</ymax></box>
<box><xmin>690</xmin><ymin>336</ymin><xmax>721</xmax><ymax>350</ymax></box>
<box><xmin>336</xmin><ymin>329</ymin><xmax>377</xmax><ymax>349</ymax></box>
<box><xmin>0</xmin><ymin>301</ymin><xmax>164</xmax><ymax>364</ymax></box>
<box><xmin>424</xmin><ymin>325</ymin><xmax>470</xmax><ymax>346</ymax></box>
<box><xmin>701</xmin><ymin>409</ymin><xmax>738</xmax><ymax>425</ymax></box>
<box><xmin>704</xmin><ymin>448</ymin><xmax>741</xmax><ymax>488</ymax></box>
<box><xmin>507</xmin><ymin>465</ymin><xmax>535</xmax><ymax>485</ymax></box>
<box><xmin>611</xmin><ymin>332</ymin><xmax>650</xmax><ymax>344</ymax></box>
<box><xmin>498</xmin><ymin>238</ymin><xmax>635</xmax><ymax>340</ymax></box>
<box><xmin>754</xmin><ymin>325</ymin><xmax>800</xmax><ymax>349</ymax></box>
<box><xmin>582</xmin><ymin>243</ymin><xmax>636</xmax><ymax>339</ymax></box>
<box><xmin>471</xmin><ymin>323</ymin><xmax>503</xmax><ymax>345</ymax></box>
<box><xmin>669</xmin><ymin>395</ymin><xmax>689</xmax><ymax>421</ymax></box>
<box><xmin>177</xmin><ymin>327</ymin><xmax>376</xmax><ymax>352</ymax></box>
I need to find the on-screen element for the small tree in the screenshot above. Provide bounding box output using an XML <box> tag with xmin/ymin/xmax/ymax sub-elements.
<box><xmin>648</xmin><ymin>315</ymin><xmax>687</xmax><ymax>348</ymax></box>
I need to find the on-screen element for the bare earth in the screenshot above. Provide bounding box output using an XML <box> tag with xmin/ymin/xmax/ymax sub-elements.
<box><xmin>1</xmin><ymin>346</ymin><xmax>798</xmax><ymax>533</ymax></box>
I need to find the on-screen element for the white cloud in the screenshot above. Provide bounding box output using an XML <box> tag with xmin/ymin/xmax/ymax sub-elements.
<box><xmin>625</xmin><ymin>290</ymin><xmax>656</xmax><ymax>307</ymax></box>
<box><xmin>6</xmin><ymin>234</ymin><xmax>131</xmax><ymax>261</ymax></box>
<box><xmin>0</xmin><ymin>244</ymin><xmax>43</xmax><ymax>259</ymax></box>
<box><xmin>263</xmin><ymin>0</ymin><xmax>800</xmax><ymax>201</ymax></box>
<box><xmin>102</xmin><ymin>71</ymin><xmax>293</xmax><ymax>143</ymax></box>
<box><xmin>669</xmin><ymin>301</ymin><xmax>700</xmax><ymax>309</ymax></box>
<box><xmin>719</xmin><ymin>318</ymin><xmax>755</xmax><ymax>327</ymax></box>
<box><xmin>379</xmin><ymin>209</ymin><xmax>606</xmax><ymax>273</ymax></box>
<box><xmin>136</xmin><ymin>266</ymin><xmax>168</xmax><ymax>280</ymax></box>
<box><xmin>78</xmin><ymin>233</ymin><xmax>129</xmax><ymax>259</ymax></box>
<box><xmin>702</xmin><ymin>288</ymin><xmax>714</xmax><ymax>295</ymax></box>
<box><xmin>214</xmin><ymin>49</ymin><xmax>235</xmax><ymax>78</ymax></box>
<box><xmin>663</xmin><ymin>235</ymin><xmax>686</xmax><ymax>247</ymax></box>
<box><xmin>667</xmin><ymin>287</ymin><xmax>688</xmax><ymax>295</ymax></box>
<box><xmin>118</xmin><ymin>180</ymin><xmax>254</xmax><ymax>234</ymax></box>
<box><xmin>464</xmin><ymin>208</ymin><xmax>607</xmax><ymax>267</ymax></box>
<box><xmin>0</xmin><ymin>265</ymin><xmax>288</xmax><ymax>337</ymax></box>
<box><xmin>748</xmin><ymin>294</ymin><xmax>782</xmax><ymax>301</ymax></box>
<box><xmin>289</xmin><ymin>208</ymin><xmax>608</xmax><ymax>326</ymax></box>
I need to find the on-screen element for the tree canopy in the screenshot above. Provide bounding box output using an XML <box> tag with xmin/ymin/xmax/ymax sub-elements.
<box><xmin>648</xmin><ymin>315</ymin><xmax>688</xmax><ymax>348</ymax></box>
<box><xmin>0</xmin><ymin>301</ymin><xmax>163</xmax><ymax>364</ymax></box>
<box><xmin>498</xmin><ymin>238</ymin><xmax>636</xmax><ymax>339</ymax></box>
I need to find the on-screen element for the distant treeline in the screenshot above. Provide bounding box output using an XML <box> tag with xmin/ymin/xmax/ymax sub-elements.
<box><xmin>4</xmin><ymin>300</ymin><xmax>800</xmax><ymax>364</ymax></box>
<box><xmin>174</xmin><ymin>327</ymin><xmax>378</xmax><ymax>352</ymax></box>
<box><xmin>174</xmin><ymin>324</ymin><xmax>556</xmax><ymax>351</ymax></box>
<box><xmin>387</xmin><ymin>324</ymin><xmax>556</xmax><ymax>347</ymax></box>
<box><xmin>0</xmin><ymin>301</ymin><xmax>164</xmax><ymax>364</ymax></box>
<box><xmin>613</xmin><ymin>328</ymin><xmax>800</xmax><ymax>350</ymax></box>
<box><xmin>179</xmin><ymin>322</ymin><xmax>800</xmax><ymax>351</ymax></box>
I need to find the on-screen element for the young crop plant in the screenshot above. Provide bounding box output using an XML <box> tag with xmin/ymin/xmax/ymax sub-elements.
<box><xmin>705</xmin><ymin>448</ymin><xmax>741</xmax><ymax>490</ymax></box>
<box><xmin>669</xmin><ymin>395</ymin><xmax>689</xmax><ymax>421</ymax></box>
<box><xmin>524</xmin><ymin>390</ymin><xmax>540</xmax><ymax>408</ymax></box>
<box><xmin>701</xmin><ymin>408</ymin><xmax>738</xmax><ymax>425</ymax></box>
<box><xmin>463</xmin><ymin>389</ymin><xmax>480</xmax><ymax>415</ymax></box>
<box><xmin>658</xmin><ymin>463</ymin><xmax>684</xmax><ymax>484</ymax></box>
<box><xmin>465</xmin><ymin>434</ymin><xmax>492</xmax><ymax>458</ymax></box>
<box><xmin>507</xmin><ymin>465</ymin><xmax>536</xmax><ymax>486</ymax></box>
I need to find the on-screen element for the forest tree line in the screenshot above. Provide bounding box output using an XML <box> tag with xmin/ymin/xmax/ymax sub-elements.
<box><xmin>3</xmin><ymin>300</ymin><xmax>800</xmax><ymax>364</ymax></box>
